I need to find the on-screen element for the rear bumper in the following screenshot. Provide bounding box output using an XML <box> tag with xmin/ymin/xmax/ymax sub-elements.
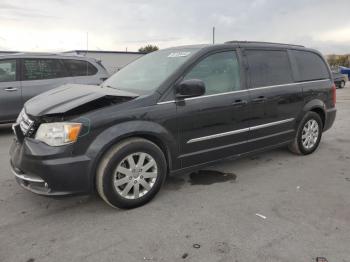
<box><xmin>9</xmin><ymin>138</ymin><xmax>92</xmax><ymax>196</ymax></box>
<box><xmin>323</xmin><ymin>107</ymin><xmax>336</xmax><ymax>132</ymax></box>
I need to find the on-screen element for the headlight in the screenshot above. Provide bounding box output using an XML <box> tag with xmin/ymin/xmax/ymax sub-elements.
<box><xmin>35</xmin><ymin>122</ymin><xmax>82</xmax><ymax>146</ymax></box>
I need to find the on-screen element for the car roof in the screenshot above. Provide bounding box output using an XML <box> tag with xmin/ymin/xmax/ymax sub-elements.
<box><xmin>165</xmin><ymin>41</ymin><xmax>315</xmax><ymax>53</ymax></box>
<box><xmin>0</xmin><ymin>52</ymin><xmax>97</xmax><ymax>61</ymax></box>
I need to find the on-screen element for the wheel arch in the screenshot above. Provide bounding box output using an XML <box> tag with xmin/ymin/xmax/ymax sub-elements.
<box><xmin>298</xmin><ymin>99</ymin><xmax>326</xmax><ymax>130</ymax></box>
<box><xmin>85</xmin><ymin>121</ymin><xmax>178</xmax><ymax>191</ymax></box>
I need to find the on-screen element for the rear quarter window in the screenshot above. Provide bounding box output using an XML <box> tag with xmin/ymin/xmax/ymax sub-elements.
<box><xmin>291</xmin><ymin>50</ymin><xmax>330</xmax><ymax>82</ymax></box>
<box><xmin>62</xmin><ymin>59</ymin><xmax>98</xmax><ymax>76</ymax></box>
<box><xmin>246</xmin><ymin>50</ymin><xmax>293</xmax><ymax>88</ymax></box>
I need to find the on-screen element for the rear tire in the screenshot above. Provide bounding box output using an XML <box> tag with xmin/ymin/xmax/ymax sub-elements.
<box><xmin>96</xmin><ymin>138</ymin><xmax>167</xmax><ymax>209</ymax></box>
<box><xmin>288</xmin><ymin>112</ymin><xmax>323</xmax><ymax>155</ymax></box>
<box><xmin>340</xmin><ymin>80</ymin><xmax>346</xmax><ymax>89</ymax></box>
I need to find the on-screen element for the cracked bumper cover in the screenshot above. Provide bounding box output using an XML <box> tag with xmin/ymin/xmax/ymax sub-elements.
<box><xmin>9</xmin><ymin>137</ymin><xmax>92</xmax><ymax>196</ymax></box>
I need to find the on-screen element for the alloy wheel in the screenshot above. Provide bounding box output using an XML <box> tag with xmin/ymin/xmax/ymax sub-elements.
<box><xmin>301</xmin><ymin>119</ymin><xmax>319</xmax><ymax>150</ymax></box>
<box><xmin>113</xmin><ymin>152</ymin><xmax>158</xmax><ymax>199</ymax></box>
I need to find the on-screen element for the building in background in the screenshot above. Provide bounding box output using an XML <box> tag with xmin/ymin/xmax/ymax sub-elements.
<box><xmin>0</xmin><ymin>51</ymin><xmax>17</xmax><ymax>55</ymax></box>
<box><xmin>63</xmin><ymin>50</ymin><xmax>145</xmax><ymax>75</ymax></box>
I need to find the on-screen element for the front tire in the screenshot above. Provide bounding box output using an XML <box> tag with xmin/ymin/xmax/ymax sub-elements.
<box><xmin>96</xmin><ymin>138</ymin><xmax>167</xmax><ymax>209</ymax></box>
<box><xmin>288</xmin><ymin>112</ymin><xmax>323</xmax><ymax>155</ymax></box>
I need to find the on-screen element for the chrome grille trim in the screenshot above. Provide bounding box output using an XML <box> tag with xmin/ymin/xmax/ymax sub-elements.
<box><xmin>17</xmin><ymin>110</ymin><xmax>35</xmax><ymax>135</ymax></box>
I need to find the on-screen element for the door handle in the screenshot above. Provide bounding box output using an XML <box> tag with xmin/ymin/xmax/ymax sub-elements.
<box><xmin>4</xmin><ymin>87</ymin><xmax>18</xmax><ymax>92</ymax></box>
<box><xmin>252</xmin><ymin>96</ymin><xmax>266</xmax><ymax>103</ymax></box>
<box><xmin>232</xmin><ymin>99</ymin><xmax>248</xmax><ymax>106</ymax></box>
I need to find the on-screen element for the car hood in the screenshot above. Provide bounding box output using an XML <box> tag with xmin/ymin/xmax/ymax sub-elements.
<box><xmin>24</xmin><ymin>84</ymin><xmax>138</xmax><ymax>117</ymax></box>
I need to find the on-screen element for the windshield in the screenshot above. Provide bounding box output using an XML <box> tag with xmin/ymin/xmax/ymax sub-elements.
<box><xmin>102</xmin><ymin>48</ymin><xmax>200</xmax><ymax>95</ymax></box>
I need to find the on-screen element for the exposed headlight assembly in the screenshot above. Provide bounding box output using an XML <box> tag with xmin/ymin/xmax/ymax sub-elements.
<box><xmin>35</xmin><ymin>122</ymin><xmax>82</xmax><ymax>146</ymax></box>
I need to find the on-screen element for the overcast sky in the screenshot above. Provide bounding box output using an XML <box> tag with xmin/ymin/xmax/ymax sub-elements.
<box><xmin>0</xmin><ymin>0</ymin><xmax>349</xmax><ymax>54</ymax></box>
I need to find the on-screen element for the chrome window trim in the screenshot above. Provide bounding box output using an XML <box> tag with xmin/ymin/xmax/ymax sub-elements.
<box><xmin>187</xmin><ymin>118</ymin><xmax>295</xmax><ymax>144</ymax></box>
<box><xmin>157</xmin><ymin>100</ymin><xmax>176</xmax><ymax>105</ymax></box>
<box><xmin>185</xmin><ymin>89</ymin><xmax>247</xmax><ymax>101</ymax></box>
<box><xmin>156</xmin><ymin>79</ymin><xmax>330</xmax><ymax>105</ymax></box>
<box><xmin>248</xmin><ymin>79</ymin><xmax>330</xmax><ymax>91</ymax></box>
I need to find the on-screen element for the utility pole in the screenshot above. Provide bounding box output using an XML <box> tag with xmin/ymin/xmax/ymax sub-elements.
<box><xmin>86</xmin><ymin>32</ymin><xmax>89</xmax><ymax>75</ymax></box>
<box><xmin>212</xmin><ymin>26</ymin><xmax>215</xmax><ymax>44</ymax></box>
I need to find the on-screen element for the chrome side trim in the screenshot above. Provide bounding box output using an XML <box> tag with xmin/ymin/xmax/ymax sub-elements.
<box><xmin>180</xmin><ymin>129</ymin><xmax>294</xmax><ymax>158</ymax></box>
<box><xmin>11</xmin><ymin>165</ymin><xmax>45</xmax><ymax>183</ymax></box>
<box><xmin>249</xmin><ymin>118</ymin><xmax>295</xmax><ymax>131</ymax></box>
<box><xmin>187</xmin><ymin>118</ymin><xmax>295</xmax><ymax>144</ymax></box>
<box><xmin>156</xmin><ymin>79</ymin><xmax>330</xmax><ymax>105</ymax></box>
<box><xmin>187</xmin><ymin>127</ymin><xmax>250</xmax><ymax>144</ymax></box>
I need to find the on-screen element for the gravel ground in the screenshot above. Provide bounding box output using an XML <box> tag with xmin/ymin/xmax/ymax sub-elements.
<box><xmin>0</xmin><ymin>85</ymin><xmax>349</xmax><ymax>262</ymax></box>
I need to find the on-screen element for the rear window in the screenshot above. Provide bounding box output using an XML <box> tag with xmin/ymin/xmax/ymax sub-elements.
<box><xmin>292</xmin><ymin>50</ymin><xmax>329</xmax><ymax>82</ymax></box>
<box><xmin>246</xmin><ymin>50</ymin><xmax>293</xmax><ymax>88</ymax></box>
<box><xmin>62</xmin><ymin>59</ymin><xmax>98</xmax><ymax>76</ymax></box>
<box><xmin>23</xmin><ymin>59</ymin><xmax>66</xmax><ymax>81</ymax></box>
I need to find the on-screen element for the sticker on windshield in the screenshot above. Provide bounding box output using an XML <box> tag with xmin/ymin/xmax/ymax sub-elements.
<box><xmin>168</xmin><ymin>52</ymin><xmax>191</xmax><ymax>58</ymax></box>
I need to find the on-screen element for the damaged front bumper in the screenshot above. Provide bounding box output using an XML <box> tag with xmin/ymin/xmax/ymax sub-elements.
<box><xmin>9</xmin><ymin>137</ymin><xmax>92</xmax><ymax>196</ymax></box>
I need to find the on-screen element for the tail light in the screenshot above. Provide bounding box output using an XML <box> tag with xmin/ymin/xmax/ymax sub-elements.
<box><xmin>331</xmin><ymin>83</ymin><xmax>336</xmax><ymax>107</ymax></box>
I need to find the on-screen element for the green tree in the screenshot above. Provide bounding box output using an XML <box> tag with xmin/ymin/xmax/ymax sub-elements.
<box><xmin>327</xmin><ymin>55</ymin><xmax>350</xmax><ymax>68</ymax></box>
<box><xmin>138</xmin><ymin>45</ymin><xmax>159</xmax><ymax>53</ymax></box>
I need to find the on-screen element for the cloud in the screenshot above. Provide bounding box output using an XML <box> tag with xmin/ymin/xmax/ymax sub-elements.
<box><xmin>0</xmin><ymin>0</ymin><xmax>349</xmax><ymax>54</ymax></box>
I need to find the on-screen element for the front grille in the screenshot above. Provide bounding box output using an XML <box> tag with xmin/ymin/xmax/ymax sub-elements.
<box><xmin>17</xmin><ymin>110</ymin><xmax>35</xmax><ymax>136</ymax></box>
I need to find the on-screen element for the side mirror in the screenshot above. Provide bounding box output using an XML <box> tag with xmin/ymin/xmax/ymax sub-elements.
<box><xmin>176</xmin><ymin>79</ymin><xmax>206</xmax><ymax>99</ymax></box>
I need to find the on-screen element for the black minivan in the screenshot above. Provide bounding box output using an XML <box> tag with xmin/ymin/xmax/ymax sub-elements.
<box><xmin>10</xmin><ymin>41</ymin><xmax>336</xmax><ymax>208</ymax></box>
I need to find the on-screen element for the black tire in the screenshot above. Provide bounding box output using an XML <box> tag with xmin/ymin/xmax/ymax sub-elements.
<box><xmin>288</xmin><ymin>111</ymin><xmax>323</xmax><ymax>155</ymax></box>
<box><xmin>340</xmin><ymin>80</ymin><xmax>346</xmax><ymax>89</ymax></box>
<box><xmin>96</xmin><ymin>138</ymin><xmax>167</xmax><ymax>209</ymax></box>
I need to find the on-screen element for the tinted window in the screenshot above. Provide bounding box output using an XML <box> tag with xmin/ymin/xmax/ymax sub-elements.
<box><xmin>184</xmin><ymin>51</ymin><xmax>241</xmax><ymax>95</ymax></box>
<box><xmin>23</xmin><ymin>59</ymin><xmax>66</xmax><ymax>80</ymax></box>
<box><xmin>292</xmin><ymin>50</ymin><xmax>329</xmax><ymax>81</ymax></box>
<box><xmin>246</xmin><ymin>50</ymin><xmax>293</xmax><ymax>88</ymax></box>
<box><xmin>0</xmin><ymin>59</ymin><xmax>16</xmax><ymax>82</ymax></box>
<box><xmin>62</xmin><ymin>59</ymin><xmax>97</xmax><ymax>76</ymax></box>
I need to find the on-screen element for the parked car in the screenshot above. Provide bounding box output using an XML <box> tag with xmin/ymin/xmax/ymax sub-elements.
<box><xmin>0</xmin><ymin>53</ymin><xmax>109</xmax><ymax>123</ymax></box>
<box><xmin>339</xmin><ymin>66</ymin><xmax>350</xmax><ymax>79</ymax></box>
<box><xmin>332</xmin><ymin>71</ymin><xmax>347</xmax><ymax>88</ymax></box>
<box><xmin>10</xmin><ymin>41</ymin><xmax>336</xmax><ymax>209</ymax></box>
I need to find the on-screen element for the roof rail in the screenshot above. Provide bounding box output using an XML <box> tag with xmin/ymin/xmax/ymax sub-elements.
<box><xmin>224</xmin><ymin>41</ymin><xmax>304</xmax><ymax>48</ymax></box>
<box><xmin>12</xmin><ymin>52</ymin><xmax>61</xmax><ymax>56</ymax></box>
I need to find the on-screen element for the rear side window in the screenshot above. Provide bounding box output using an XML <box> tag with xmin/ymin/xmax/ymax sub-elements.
<box><xmin>246</xmin><ymin>50</ymin><xmax>293</xmax><ymax>88</ymax></box>
<box><xmin>23</xmin><ymin>59</ymin><xmax>66</xmax><ymax>80</ymax></box>
<box><xmin>0</xmin><ymin>59</ymin><xmax>16</xmax><ymax>82</ymax></box>
<box><xmin>292</xmin><ymin>50</ymin><xmax>329</xmax><ymax>81</ymax></box>
<box><xmin>62</xmin><ymin>59</ymin><xmax>97</xmax><ymax>76</ymax></box>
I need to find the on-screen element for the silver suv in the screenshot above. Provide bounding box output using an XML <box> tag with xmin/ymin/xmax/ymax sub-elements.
<box><xmin>0</xmin><ymin>53</ymin><xmax>109</xmax><ymax>123</ymax></box>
